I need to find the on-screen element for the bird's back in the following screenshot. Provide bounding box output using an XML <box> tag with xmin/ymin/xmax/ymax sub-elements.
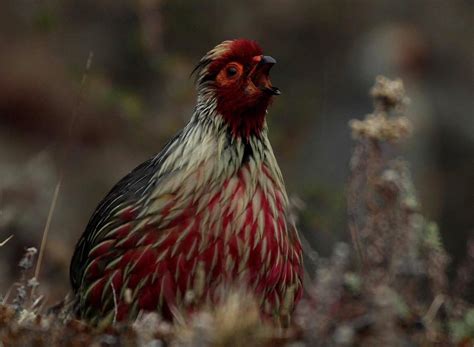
<box><xmin>70</xmin><ymin>132</ymin><xmax>181</xmax><ymax>292</ymax></box>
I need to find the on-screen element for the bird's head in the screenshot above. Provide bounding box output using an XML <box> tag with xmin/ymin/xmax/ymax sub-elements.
<box><xmin>193</xmin><ymin>39</ymin><xmax>280</xmax><ymax>138</ymax></box>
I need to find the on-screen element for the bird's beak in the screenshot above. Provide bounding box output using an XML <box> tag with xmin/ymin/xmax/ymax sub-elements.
<box><xmin>251</xmin><ymin>55</ymin><xmax>281</xmax><ymax>96</ymax></box>
<box><xmin>260</xmin><ymin>55</ymin><xmax>277</xmax><ymax>66</ymax></box>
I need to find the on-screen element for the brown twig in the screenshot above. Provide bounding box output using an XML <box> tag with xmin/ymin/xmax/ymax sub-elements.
<box><xmin>0</xmin><ymin>234</ymin><xmax>14</xmax><ymax>247</ymax></box>
<box><xmin>34</xmin><ymin>178</ymin><xmax>62</xmax><ymax>281</ymax></box>
<box><xmin>33</xmin><ymin>51</ymin><xmax>94</xmax><ymax>287</ymax></box>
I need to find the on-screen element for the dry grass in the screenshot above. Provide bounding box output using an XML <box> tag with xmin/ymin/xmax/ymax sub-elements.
<box><xmin>0</xmin><ymin>76</ymin><xmax>472</xmax><ymax>346</ymax></box>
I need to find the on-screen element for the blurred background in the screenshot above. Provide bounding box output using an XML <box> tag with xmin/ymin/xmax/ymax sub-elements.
<box><xmin>0</xmin><ymin>0</ymin><xmax>472</xmax><ymax>303</ymax></box>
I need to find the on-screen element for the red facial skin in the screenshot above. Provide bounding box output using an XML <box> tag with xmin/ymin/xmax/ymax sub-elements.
<box><xmin>208</xmin><ymin>40</ymin><xmax>276</xmax><ymax>138</ymax></box>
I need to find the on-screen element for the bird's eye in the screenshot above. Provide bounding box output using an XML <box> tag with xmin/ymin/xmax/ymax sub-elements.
<box><xmin>226</xmin><ymin>66</ymin><xmax>238</xmax><ymax>78</ymax></box>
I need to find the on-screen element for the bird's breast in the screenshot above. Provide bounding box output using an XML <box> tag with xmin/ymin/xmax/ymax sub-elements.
<box><xmin>80</xmin><ymin>157</ymin><xmax>303</xmax><ymax>323</ymax></box>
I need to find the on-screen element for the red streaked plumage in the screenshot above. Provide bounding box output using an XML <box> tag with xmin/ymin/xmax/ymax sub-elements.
<box><xmin>70</xmin><ymin>39</ymin><xmax>303</xmax><ymax>326</ymax></box>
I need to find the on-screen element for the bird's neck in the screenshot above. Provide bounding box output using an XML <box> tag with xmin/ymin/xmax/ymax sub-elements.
<box><xmin>186</xmin><ymin>102</ymin><xmax>268</xmax><ymax>171</ymax></box>
<box><xmin>218</xmin><ymin>101</ymin><xmax>269</xmax><ymax>139</ymax></box>
<box><xmin>150</xmin><ymin>98</ymin><xmax>288</xmax><ymax>219</ymax></box>
<box><xmin>195</xmin><ymin>91</ymin><xmax>270</xmax><ymax>139</ymax></box>
<box><xmin>160</xmin><ymin>97</ymin><xmax>282</xmax><ymax>185</ymax></box>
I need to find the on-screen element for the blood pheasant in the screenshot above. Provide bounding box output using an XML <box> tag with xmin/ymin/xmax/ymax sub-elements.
<box><xmin>70</xmin><ymin>39</ymin><xmax>303</xmax><ymax>325</ymax></box>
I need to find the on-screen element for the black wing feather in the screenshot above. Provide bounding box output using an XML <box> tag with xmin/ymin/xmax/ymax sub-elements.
<box><xmin>69</xmin><ymin>130</ymin><xmax>183</xmax><ymax>292</ymax></box>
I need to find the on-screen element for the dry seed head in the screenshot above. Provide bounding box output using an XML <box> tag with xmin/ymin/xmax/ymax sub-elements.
<box><xmin>349</xmin><ymin>114</ymin><xmax>412</xmax><ymax>141</ymax></box>
<box><xmin>370</xmin><ymin>75</ymin><xmax>409</xmax><ymax>111</ymax></box>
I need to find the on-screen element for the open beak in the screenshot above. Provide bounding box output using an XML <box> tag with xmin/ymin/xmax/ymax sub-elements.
<box><xmin>251</xmin><ymin>55</ymin><xmax>281</xmax><ymax>96</ymax></box>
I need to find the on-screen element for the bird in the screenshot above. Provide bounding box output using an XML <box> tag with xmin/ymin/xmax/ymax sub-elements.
<box><xmin>70</xmin><ymin>39</ymin><xmax>303</xmax><ymax>326</ymax></box>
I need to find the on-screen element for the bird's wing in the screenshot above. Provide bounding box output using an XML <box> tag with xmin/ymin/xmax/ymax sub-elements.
<box><xmin>69</xmin><ymin>131</ymin><xmax>182</xmax><ymax>292</ymax></box>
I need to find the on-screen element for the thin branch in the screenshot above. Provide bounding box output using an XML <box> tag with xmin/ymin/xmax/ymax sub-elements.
<box><xmin>34</xmin><ymin>178</ymin><xmax>62</xmax><ymax>281</ymax></box>
<box><xmin>33</xmin><ymin>51</ymin><xmax>94</xmax><ymax>285</ymax></box>
<box><xmin>0</xmin><ymin>234</ymin><xmax>14</xmax><ymax>247</ymax></box>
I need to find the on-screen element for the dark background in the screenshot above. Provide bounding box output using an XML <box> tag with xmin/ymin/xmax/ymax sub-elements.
<box><xmin>0</xmin><ymin>0</ymin><xmax>472</xmax><ymax>303</ymax></box>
